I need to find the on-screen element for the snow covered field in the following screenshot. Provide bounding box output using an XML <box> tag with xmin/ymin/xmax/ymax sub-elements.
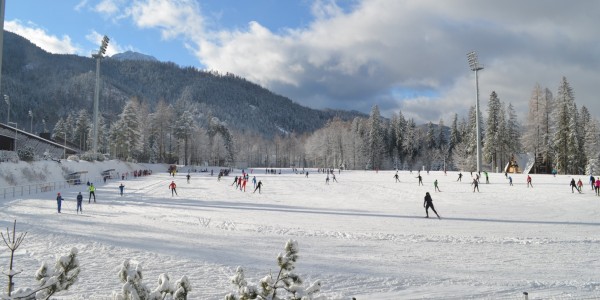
<box><xmin>1</xmin><ymin>163</ymin><xmax>600</xmax><ymax>299</ymax></box>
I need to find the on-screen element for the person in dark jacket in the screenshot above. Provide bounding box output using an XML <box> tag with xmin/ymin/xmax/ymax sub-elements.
<box><xmin>423</xmin><ymin>192</ymin><xmax>440</xmax><ymax>219</ymax></box>
<box><xmin>570</xmin><ymin>178</ymin><xmax>580</xmax><ymax>193</ymax></box>
<box><xmin>253</xmin><ymin>180</ymin><xmax>263</xmax><ymax>194</ymax></box>
<box><xmin>119</xmin><ymin>183</ymin><xmax>125</xmax><ymax>196</ymax></box>
<box><xmin>76</xmin><ymin>192</ymin><xmax>83</xmax><ymax>214</ymax></box>
<box><xmin>56</xmin><ymin>192</ymin><xmax>64</xmax><ymax>213</ymax></box>
<box><xmin>472</xmin><ymin>178</ymin><xmax>479</xmax><ymax>192</ymax></box>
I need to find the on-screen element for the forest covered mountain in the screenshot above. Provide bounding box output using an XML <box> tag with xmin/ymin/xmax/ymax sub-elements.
<box><xmin>0</xmin><ymin>31</ymin><xmax>364</xmax><ymax>138</ymax></box>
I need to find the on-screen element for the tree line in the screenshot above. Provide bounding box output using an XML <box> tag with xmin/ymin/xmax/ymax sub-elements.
<box><xmin>49</xmin><ymin>76</ymin><xmax>599</xmax><ymax>175</ymax></box>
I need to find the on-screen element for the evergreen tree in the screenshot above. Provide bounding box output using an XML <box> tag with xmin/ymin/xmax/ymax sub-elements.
<box><xmin>173</xmin><ymin>99</ymin><xmax>198</xmax><ymax>165</ymax></box>
<box><xmin>449</xmin><ymin>113</ymin><xmax>460</xmax><ymax>152</ymax></box>
<box><xmin>584</xmin><ymin>119</ymin><xmax>600</xmax><ymax>175</ymax></box>
<box><xmin>505</xmin><ymin>103</ymin><xmax>522</xmax><ymax>163</ymax></box>
<box><xmin>483</xmin><ymin>91</ymin><xmax>502</xmax><ymax>170</ymax></box>
<box><xmin>52</xmin><ymin>118</ymin><xmax>68</xmax><ymax>142</ymax></box>
<box><xmin>552</xmin><ymin>76</ymin><xmax>581</xmax><ymax>174</ymax></box>
<box><xmin>367</xmin><ymin>105</ymin><xmax>384</xmax><ymax>170</ymax></box>
<box><xmin>74</xmin><ymin>109</ymin><xmax>91</xmax><ymax>151</ymax></box>
<box><xmin>118</xmin><ymin>98</ymin><xmax>142</xmax><ymax>160</ymax></box>
<box><xmin>426</xmin><ymin>122</ymin><xmax>436</xmax><ymax>150</ymax></box>
<box><xmin>395</xmin><ymin>112</ymin><xmax>406</xmax><ymax>168</ymax></box>
<box><xmin>437</xmin><ymin>118</ymin><xmax>446</xmax><ymax>150</ymax></box>
<box><xmin>403</xmin><ymin>119</ymin><xmax>418</xmax><ymax>170</ymax></box>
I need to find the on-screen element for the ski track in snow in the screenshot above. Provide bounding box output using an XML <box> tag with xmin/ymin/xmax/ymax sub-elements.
<box><xmin>1</xmin><ymin>166</ymin><xmax>600</xmax><ymax>299</ymax></box>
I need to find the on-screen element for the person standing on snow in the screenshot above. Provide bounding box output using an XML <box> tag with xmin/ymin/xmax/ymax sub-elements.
<box><xmin>527</xmin><ymin>175</ymin><xmax>533</xmax><ymax>188</ymax></box>
<box><xmin>56</xmin><ymin>192</ymin><xmax>64</xmax><ymax>213</ymax></box>
<box><xmin>472</xmin><ymin>178</ymin><xmax>479</xmax><ymax>192</ymax></box>
<box><xmin>570</xmin><ymin>178</ymin><xmax>580</xmax><ymax>193</ymax></box>
<box><xmin>169</xmin><ymin>181</ymin><xmax>178</xmax><ymax>196</ymax></box>
<box><xmin>590</xmin><ymin>175</ymin><xmax>596</xmax><ymax>191</ymax></box>
<box><xmin>186</xmin><ymin>174</ymin><xmax>191</xmax><ymax>183</ymax></box>
<box><xmin>457</xmin><ymin>172</ymin><xmax>463</xmax><ymax>182</ymax></box>
<box><xmin>393</xmin><ymin>172</ymin><xmax>400</xmax><ymax>183</ymax></box>
<box><xmin>119</xmin><ymin>183</ymin><xmax>125</xmax><ymax>196</ymax></box>
<box><xmin>253</xmin><ymin>180</ymin><xmax>263</xmax><ymax>194</ymax></box>
<box><xmin>595</xmin><ymin>178</ymin><xmax>600</xmax><ymax>196</ymax></box>
<box><xmin>416</xmin><ymin>174</ymin><xmax>423</xmax><ymax>186</ymax></box>
<box><xmin>252</xmin><ymin>176</ymin><xmax>257</xmax><ymax>189</ymax></box>
<box><xmin>577</xmin><ymin>178</ymin><xmax>584</xmax><ymax>193</ymax></box>
<box><xmin>434</xmin><ymin>179</ymin><xmax>441</xmax><ymax>192</ymax></box>
<box><xmin>509</xmin><ymin>176</ymin><xmax>513</xmax><ymax>186</ymax></box>
<box><xmin>76</xmin><ymin>192</ymin><xmax>83</xmax><ymax>214</ymax></box>
<box><xmin>88</xmin><ymin>183</ymin><xmax>96</xmax><ymax>203</ymax></box>
<box><xmin>423</xmin><ymin>192</ymin><xmax>440</xmax><ymax>219</ymax></box>
<box><xmin>484</xmin><ymin>171</ymin><xmax>489</xmax><ymax>184</ymax></box>
<box><xmin>241</xmin><ymin>177</ymin><xmax>248</xmax><ymax>192</ymax></box>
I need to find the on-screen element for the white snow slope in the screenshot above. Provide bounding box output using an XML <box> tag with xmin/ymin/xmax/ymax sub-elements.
<box><xmin>1</xmin><ymin>161</ymin><xmax>600</xmax><ymax>299</ymax></box>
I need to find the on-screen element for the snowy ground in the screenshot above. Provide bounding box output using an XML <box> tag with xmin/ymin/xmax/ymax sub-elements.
<box><xmin>1</xmin><ymin>163</ymin><xmax>600</xmax><ymax>299</ymax></box>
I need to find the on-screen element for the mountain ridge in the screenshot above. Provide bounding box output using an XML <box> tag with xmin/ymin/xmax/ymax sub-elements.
<box><xmin>0</xmin><ymin>31</ymin><xmax>366</xmax><ymax>137</ymax></box>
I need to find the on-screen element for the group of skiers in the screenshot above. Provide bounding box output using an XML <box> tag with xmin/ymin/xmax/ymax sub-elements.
<box><xmin>572</xmin><ymin>175</ymin><xmax>600</xmax><ymax>195</ymax></box>
<box><xmin>230</xmin><ymin>173</ymin><xmax>263</xmax><ymax>193</ymax></box>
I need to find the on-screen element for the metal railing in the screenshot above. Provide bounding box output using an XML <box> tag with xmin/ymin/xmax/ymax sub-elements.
<box><xmin>0</xmin><ymin>176</ymin><xmax>106</xmax><ymax>199</ymax></box>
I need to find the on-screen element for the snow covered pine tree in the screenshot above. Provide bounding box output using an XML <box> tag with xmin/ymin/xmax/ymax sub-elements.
<box><xmin>112</xmin><ymin>259</ymin><xmax>191</xmax><ymax>300</ymax></box>
<box><xmin>7</xmin><ymin>248</ymin><xmax>80</xmax><ymax>299</ymax></box>
<box><xmin>225</xmin><ymin>239</ymin><xmax>323</xmax><ymax>300</ymax></box>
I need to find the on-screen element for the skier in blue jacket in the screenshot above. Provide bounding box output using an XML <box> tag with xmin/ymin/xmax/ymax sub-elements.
<box><xmin>56</xmin><ymin>192</ymin><xmax>64</xmax><ymax>213</ymax></box>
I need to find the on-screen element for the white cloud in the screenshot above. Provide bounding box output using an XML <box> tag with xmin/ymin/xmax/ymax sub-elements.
<box><xmin>107</xmin><ymin>0</ymin><xmax>600</xmax><ymax>121</ymax></box>
<box><xmin>125</xmin><ymin>0</ymin><xmax>204</xmax><ymax>40</ymax></box>
<box><xmin>4</xmin><ymin>20</ymin><xmax>81</xmax><ymax>54</ymax></box>
<box><xmin>86</xmin><ymin>30</ymin><xmax>127</xmax><ymax>56</ymax></box>
<box><xmin>94</xmin><ymin>0</ymin><xmax>120</xmax><ymax>15</ymax></box>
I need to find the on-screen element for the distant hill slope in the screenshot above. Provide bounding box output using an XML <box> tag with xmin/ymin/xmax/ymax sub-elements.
<box><xmin>111</xmin><ymin>51</ymin><xmax>158</xmax><ymax>62</ymax></box>
<box><xmin>0</xmin><ymin>31</ymin><xmax>365</xmax><ymax>137</ymax></box>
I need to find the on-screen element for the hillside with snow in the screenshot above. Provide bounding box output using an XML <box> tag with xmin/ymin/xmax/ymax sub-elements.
<box><xmin>1</xmin><ymin>161</ymin><xmax>600</xmax><ymax>299</ymax></box>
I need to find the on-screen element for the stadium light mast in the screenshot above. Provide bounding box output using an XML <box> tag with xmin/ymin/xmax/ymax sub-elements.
<box><xmin>0</xmin><ymin>0</ymin><xmax>5</xmax><ymax>104</ymax></box>
<box><xmin>467</xmin><ymin>51</ymin><xmax>484</xmax><ymax>174</ymax></box>
<box><xmin>92</xmin><ymin>35</ymin><xmax>109</xmax><ymax>158</ymax></box>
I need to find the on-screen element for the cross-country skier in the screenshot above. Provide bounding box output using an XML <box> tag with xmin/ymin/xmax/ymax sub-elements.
<box><xmin>393</xmin><ymin>173</ymin><xmax>400</xmax><ymax>183</ymax></box>
<box><xmin>88</xmin><ymin>183</ymin><xmax>96</xmax><ymax>203</ymax></box>
<box><xmin>527</xmin><ymin>175</ymin><xmax>533</xmax><ymax>188</ymax></box>
<box><xmin>169</xmin><ymin>181</ymin><xmax>178</xmax><ymax>196</ymax></box>
<box><xmin>570</xmin><ymin>178</ymin><xmax>580</xmax><ymax>193</ymax></box>
<box><xmin>472</xmin><ymin>178</ymin><xmax>479</xmax><ymax>192</ymax></box>
<box><xmin>416</xmin><ymin>175</ymin><xmax>423</xmax><ymax>186</ymax></box>
<box><xmin>595</xmin><ymin>178</ymin><xmax>600</xmax><ymax>196</ymax></box>
<box><xmin>253</xmin><ymin>181</ymin><xmax>263</xmax><ymax>194</ymax></box>
<box><xmin>119</xmin><ymin>183</ymin><xmax>125</xmax><ymax>196</ymax></box>
<box><xmin>434</xmin><ymin>179</ymin><xmax>441</xmax><ymax>192</ymax></box>
<box><xmin>423</xmin><ymin>192</ymin><xmax>440</xmax><ymax>219</ymax></box>
<box><xmin>56</xmin><ymin>192</ymin><xmax>64</xmax><ymax>213</ymax></box>
<box><xmin>457</xmin><ymin>172</ymin><xmax>463</xmax><ymax>182</ymax></box>
<box><xmin>187</xmin><ymin>174</ymin><xmax>190</xmax><ymax>183</ymax></box>
<box><xmin>509</xmin><ymin>176</ymin><xmax>513</xmax><ymax>186</ymax></box>
<box><xmin>76</xmin><ymin>192</ymin><xmax>83</xmax><ymax>214</ymax></box>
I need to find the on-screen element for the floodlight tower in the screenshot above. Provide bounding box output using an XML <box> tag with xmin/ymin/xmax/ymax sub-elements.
<box><xmin>467</xmin><ymin>51</ymin><xmax>484</xmax><ymax>173</ymax></box>
<box><xmin>92</xmin><ymin>35</ymin><xmax>109</xmax><ymax>157</ymax></box>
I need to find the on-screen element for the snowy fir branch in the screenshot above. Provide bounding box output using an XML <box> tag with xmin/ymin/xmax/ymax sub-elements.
<box><xmin>112</xmin><ymin>259</ymin><xmax>191</xmax><ymax>300</ymax></box>
<box><xmin>4</xmin><ymin>247</ymin><xmax>80</xmax><ymax>300</ymax></box>
<box><xmin>225</xmin><ymin>239</ymin><xmax>323</xmax><ymax>300</ymax></box>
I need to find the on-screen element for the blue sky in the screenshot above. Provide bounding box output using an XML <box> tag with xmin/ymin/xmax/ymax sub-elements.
<box><xmin>4</xmin><ymin>0</ymin><xmax>600</xmax><ymax>123</ymax></box>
